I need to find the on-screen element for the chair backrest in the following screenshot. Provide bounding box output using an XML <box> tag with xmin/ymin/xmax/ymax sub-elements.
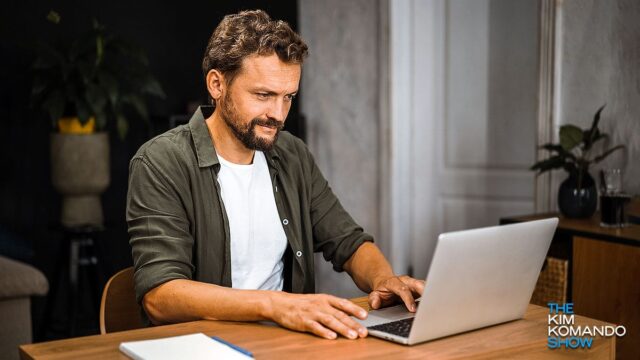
<box><xmin>100</xmin><ymin>267</ymin><xmax>145</xmax><ymax>334</ymax></box>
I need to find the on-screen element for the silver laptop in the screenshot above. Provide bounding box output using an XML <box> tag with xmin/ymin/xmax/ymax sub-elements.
<box><xmin>357</xmin><ymin>218</ymin><xmax>558</xmax><ymax>345</ymax></box>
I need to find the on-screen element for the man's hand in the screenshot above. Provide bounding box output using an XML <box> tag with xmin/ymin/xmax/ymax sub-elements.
<box><xmin>368</xmin><ymin>275</ymin><xmax>425</xmax><ymax>312</ymax></box>
<box><xmin>342</xmin><ymin>242</ymin><xmax>425</xmax><ymax>313</ymax></box>
<box><xmin>266</xmin><ymin>292</ymin><xmax>369</xmax><ymax>340</ymax></box>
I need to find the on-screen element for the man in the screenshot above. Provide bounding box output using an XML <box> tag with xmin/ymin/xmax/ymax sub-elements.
<box><xmin>127</xmin><ymin>9</ymin><xmax>423</xmax><ymax>340</ymax></box>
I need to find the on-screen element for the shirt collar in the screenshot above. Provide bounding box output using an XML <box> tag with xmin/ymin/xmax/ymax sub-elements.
<box><xmin>189</xmin><ymin>105</ymin><xmax>281</xmax><ymax>169</ymax></box>
<box><xmin>189</xmin><ymin>106</ymin><xmax>219</xmax><ymax>168</ymax></box>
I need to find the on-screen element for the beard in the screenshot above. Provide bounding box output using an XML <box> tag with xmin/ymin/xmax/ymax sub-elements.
<box><xmin>219</xmin><ymin>91</ymin><xmax>284</xmax><ymax>152</ymax></box>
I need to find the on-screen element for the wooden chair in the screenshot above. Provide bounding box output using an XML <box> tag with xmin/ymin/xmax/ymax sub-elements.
<box><xmin>529</xmin><ymin>257</ymin><xmax>568</xmax><ymax>306</ymax></box>
<box><xmin>99</xmin><ymin>267</ymin><xmax>145</xmax><ymax>334</ymax></box>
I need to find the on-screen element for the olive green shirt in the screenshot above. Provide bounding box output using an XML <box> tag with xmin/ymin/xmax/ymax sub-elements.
<box><xmin>127</xmin><ymin>106</ymin><xmax>373</xmax><ymax>305</ymax></box>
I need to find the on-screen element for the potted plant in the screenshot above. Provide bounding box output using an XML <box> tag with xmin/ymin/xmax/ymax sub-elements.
<box><xmin>531</xmin><ymin>105</ymin><xmax>625</xmax><ymax>218</ymax></box>
<box><xmin>31</xmin><ymin>11</ymin><xmax>165</xmax><ymax>227</ymax></box>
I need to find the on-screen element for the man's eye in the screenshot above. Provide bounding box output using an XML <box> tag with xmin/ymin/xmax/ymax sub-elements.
<box><xmin>256</xmin><ymin>93</ymin><xmax>269</xmax><ymax>99</ymax></box>
<box><xmin>285</xmin><ymin>94</ymin><xmax>297</xmax><ymax>101</ymax></box>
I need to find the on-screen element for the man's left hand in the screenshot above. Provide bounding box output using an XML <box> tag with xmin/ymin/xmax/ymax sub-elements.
<box><xmin>368</xmin><ymin>275</ymin><xmax>425</xmax><ymax>312</ymax></box>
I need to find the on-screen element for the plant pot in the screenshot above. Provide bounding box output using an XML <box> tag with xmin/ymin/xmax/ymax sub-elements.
<box><xmin>557</xmin><ymin>172</ymin><xmax>597</xmax><ymax>219</ymax></box>
<box><xmin>50</xmin><ymin>132</ymin><xmax>110</xmax><ymax>227</ymax></box>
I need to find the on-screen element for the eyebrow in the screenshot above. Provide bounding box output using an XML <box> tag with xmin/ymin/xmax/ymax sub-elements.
<box><xmin>252</xmin><ymin>87</ymin><xmax>298</xmax><ymax>95</ymax></box>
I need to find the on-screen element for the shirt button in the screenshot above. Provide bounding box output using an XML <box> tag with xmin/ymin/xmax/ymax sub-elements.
<box><xmin>283</xmin><ymin>219</ymin><xmax>289</xmax><ymax>225</ymax></box>
<box><xmin>296</xmin><ymin>251</ymin><xmax>302</xmax><ymax>257</ymax></box>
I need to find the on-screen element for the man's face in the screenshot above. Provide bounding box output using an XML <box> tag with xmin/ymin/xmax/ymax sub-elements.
<box><xmin>218</xmin><ymin>53</ymin><xmax>301</xmax><ymax>151</ymax></box>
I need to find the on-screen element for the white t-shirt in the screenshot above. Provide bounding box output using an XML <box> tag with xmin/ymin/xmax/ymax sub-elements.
<box><xmin>216</xmin><ymin>151</ymin><xmax>287</xmax><ymax>290</ymax></box>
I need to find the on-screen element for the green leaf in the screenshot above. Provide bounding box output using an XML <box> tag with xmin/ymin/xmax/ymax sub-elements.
<box><xmin>70</xmin><ymin>33</ymin><xmax>96</xmax><ymax>61</ymax></box>
<box><xmin>41</xmin><ymin>90</ymin><xmax>65</xmax><ymax>125</ymax></box>
<box><xmin>584</xmin><ymin>104</ymin><xmax>606</xmax><ymax>150</ymax></box>
<box><xmin>531</xmin><ymin>155</ymin><xmax>567</xmax><ymax>173</ymax></box>
<box><xmin>76</xmin><ymin>60</ymin><xmax>95</xmax><ymax>81</ymax></box>
<box><xmin>31</xmin><ymin>76</ymin><xmax>49</xmax><ymax>96</ymax></box>
<box><xmin>559</xmin><ymin>125</ymin><xmax>583</xmax><ymax>151</ymax></box>
<box><xmin>92</xmin><ymin>18</ymin><xmax>105</xmax><ymax>32</ymax></box>
<box><xmin>97</xmin><ymin>72</ymin><xmax>119</xmax><ymax>105</ymax></box>
<box><xmin>33</xmin><ymin>43</ymin><xmax>66</xmax><ymax>69</ymax></box>
<box><xmin>122</xmin><ymin>95</ymin><xmax>147</xmax><ymax>119</ymax></box>
<box><xmin>591</xmin><ymin>133</ymin><xmax>609</xmax><ymax>145</ymax></box>
<box><xmin>589</xmin><ymin>104</ymin><xmax>605</xmax><ymax>136</ymax></box>
<box><xmin>592</xmin><ymin>104</ymin><xmax>605</xmax><ymax>126</ymax></box>
<box><xmin>94</xmin><ymin>111</ymin><xmax>108</xmax><ymax>130</ymax></box>
<box><xmin>95</xmin><ymin>34</ymin><xmax>104</xmax><ymax>66</ymax></box>
<box><xmin>142</xmin><ymin>77</ymin><xmax>166</xmax><ymax>98</ymax></box>
<box><xmin>540</xmin><ymin>143</ymin><xmax>576</xmax><ymax>160</ymax></box>
<box><xmin>538</xmin><ymin>143</ymin><xmax>577</xmax><ymax>161</ymax></box>
<box><xmin>110</xmin><ymin>38</ymin><xmax>149</xmax><ymax>65</ymax></box>
<box><xmin>592</xmin><ymin>145</ymin><xmax>625</xmax><ymax>164</ymax></box>
<box><xmin>46</xmin><ymin>10</ymin><xmax>61</xmax><ymax>24</ymax></box>
<box><xmin>117</xmin><ymin>114</ymin><xmax>129</xmax><ymax>140</ymax></box>
<box><xmin>76</xmin><ymin>99</ymin><xmax>93</xmax><ymax>124</ymax></box>
<box><xmin>539</xmin><ymin>143</ymin><xmax>564</xmax><ymax>153</ymax></box>
<box><xmin>85</xmin><ymin>83</ymin><xmax>107</xmax><ymax>113</ymax></box>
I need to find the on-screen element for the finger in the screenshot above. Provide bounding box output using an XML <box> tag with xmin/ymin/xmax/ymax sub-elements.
<box><xmin>400</xmin><ymin>276</ymin><xmax>425</xmax><ymax>297</ymax></box>
<box><xmin>305</xmin><ymin>319</ymin><xmax>337</xmax><ymax>340</ymax></box>
<box><xmin>388</xmin><ymin>279</ymin><xmax>417</xmax><ymax>312</ymax></box>
<box><xmin>328</xmin><ymin>296</ymin><xmax>368</xmax><ymax>320</ymax></box>
<box><xmin>368</xmin><ymin>291</ymin><xmax>381</xmax><ymax>310</ymax></box>
<box><xmin>333</xmin><ymin>310</ymin><xmax>368</xmax><ymax>338</ymax></box>
<box><xmin>412</xmin><ymin>280</ymin><xmax>426</xmax><ymax>297</ymax></box>
<box><xmin>317</xmin><ymin>313</ymin><xmax>359</xmax><ymax>340</ymax></box>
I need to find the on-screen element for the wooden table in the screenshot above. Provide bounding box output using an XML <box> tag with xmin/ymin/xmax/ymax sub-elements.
<box><xmin>501</xmin><ymin>213</ymin><xmax>640</xmax><ymax>360</ymax></box>
<box><xmin>20</xmin><ymin>297</ymin><xmax>616</xmax><ymax>359</ymax></box>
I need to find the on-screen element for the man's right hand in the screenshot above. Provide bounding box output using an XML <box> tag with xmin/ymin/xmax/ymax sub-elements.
<box><xmin>143</xmin><ymin>279</ymin><xmax>369</xmax><ymax>340</ymax></box>
<box><xmin>265</xmin><ymin>292</ymin><xmax>369</xmax><ymax>340</ymax></box>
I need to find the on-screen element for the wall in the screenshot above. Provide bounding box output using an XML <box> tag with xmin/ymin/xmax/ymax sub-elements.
<box><xmin>299</xmin><ymin>0</ymin><xmax>389</xmax><ymax>297</ymax></box>
<box><xmin>555</xmin><ymin>0</ymin><xmax>640</xmax><ymax>195</ymax></box>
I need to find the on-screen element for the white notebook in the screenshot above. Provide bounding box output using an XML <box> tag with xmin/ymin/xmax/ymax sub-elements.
<box><xmin>119</xmin><ymin>333</ymin><xmax>253</xmax><ymax>360</ymax></box>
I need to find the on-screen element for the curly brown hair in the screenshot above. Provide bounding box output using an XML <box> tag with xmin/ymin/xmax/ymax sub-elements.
<box><xmin>202</xmin><ymin>9</ymin><xmax>308</xmax><ymax>102</ymax></box>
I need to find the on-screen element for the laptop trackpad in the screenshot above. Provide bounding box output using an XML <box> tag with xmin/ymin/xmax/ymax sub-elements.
<box><xmin>353</xmin><ymin>303</ymin><xmax>416</xmax><ymax>327</ymax></box>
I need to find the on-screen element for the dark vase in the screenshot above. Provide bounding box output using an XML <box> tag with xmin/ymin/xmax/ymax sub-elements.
<box><xmin>557</xmin><ymin>171</ymin><xmax>597</xmax><ymax>218</ymax></box>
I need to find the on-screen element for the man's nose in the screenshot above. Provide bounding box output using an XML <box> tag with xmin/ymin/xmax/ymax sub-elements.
<box><xmin>266</xmin><ymin>99</ymin><xmax>287</xmax><ymax>122</ymax></box>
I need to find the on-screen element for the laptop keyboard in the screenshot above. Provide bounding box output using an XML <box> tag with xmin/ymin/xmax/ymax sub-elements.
<box><xmin>368</xmin><ymin>317</ymin><xmax>415</xmax><ymax>338</ymax></box>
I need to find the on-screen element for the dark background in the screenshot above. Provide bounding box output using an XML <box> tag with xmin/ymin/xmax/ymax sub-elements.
<box><xmin>0</xmin><ymin>0</ymin><xmax>300</xmax><ymax>339</ymax></box>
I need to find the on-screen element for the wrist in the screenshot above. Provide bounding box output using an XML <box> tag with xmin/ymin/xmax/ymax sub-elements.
<box><xmin>259</xmin><ymin>290</ymin><xmax>282</xmax><ymax>321</ymax></box>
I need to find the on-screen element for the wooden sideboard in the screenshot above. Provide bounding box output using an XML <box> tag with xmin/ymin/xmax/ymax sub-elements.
<box><xmin>500</xmin><ymin>213</ymin><xmax>640</xmax><ymax>360</ymax></box>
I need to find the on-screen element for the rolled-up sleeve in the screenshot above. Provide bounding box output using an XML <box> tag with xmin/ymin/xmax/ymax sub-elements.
<box><xmin>126</xmin><ymin>142</ymin><xmax>194</xmax><ymax>304</ymax></box>
<box><xmin>304</xmin><ymin>146</ymin><xmax>374</xmax><ymax>272</ymax></box>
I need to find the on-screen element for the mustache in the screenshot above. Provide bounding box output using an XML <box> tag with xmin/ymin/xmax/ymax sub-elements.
<box><xmin>250</xmin><ymin>118</ymin><xmax>284</xmax><ymax>130</ymax></box>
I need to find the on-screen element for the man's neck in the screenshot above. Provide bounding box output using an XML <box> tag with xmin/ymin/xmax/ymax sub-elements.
<box><xmin>205</xmin><ymin>110</ymin><xmax>255</xmax><ymax>165</ymax></box>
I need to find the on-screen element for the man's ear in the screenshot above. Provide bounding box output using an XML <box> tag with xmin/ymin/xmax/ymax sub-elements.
<box><xmin>206</xmin><ymin>69</ymin><xmax>225</xmax><ymax>101</ymax></box>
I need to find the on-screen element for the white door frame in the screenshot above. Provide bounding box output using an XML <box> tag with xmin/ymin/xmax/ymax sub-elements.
<box><xmin>535</xmin><ymin>0</ymin><xmax>563</xmax><ymax>212</ymax></box>
<box><xmin>388</xmin><ymin>0</ymin><xmax>444</xmax><ymax>276</ymax></box>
